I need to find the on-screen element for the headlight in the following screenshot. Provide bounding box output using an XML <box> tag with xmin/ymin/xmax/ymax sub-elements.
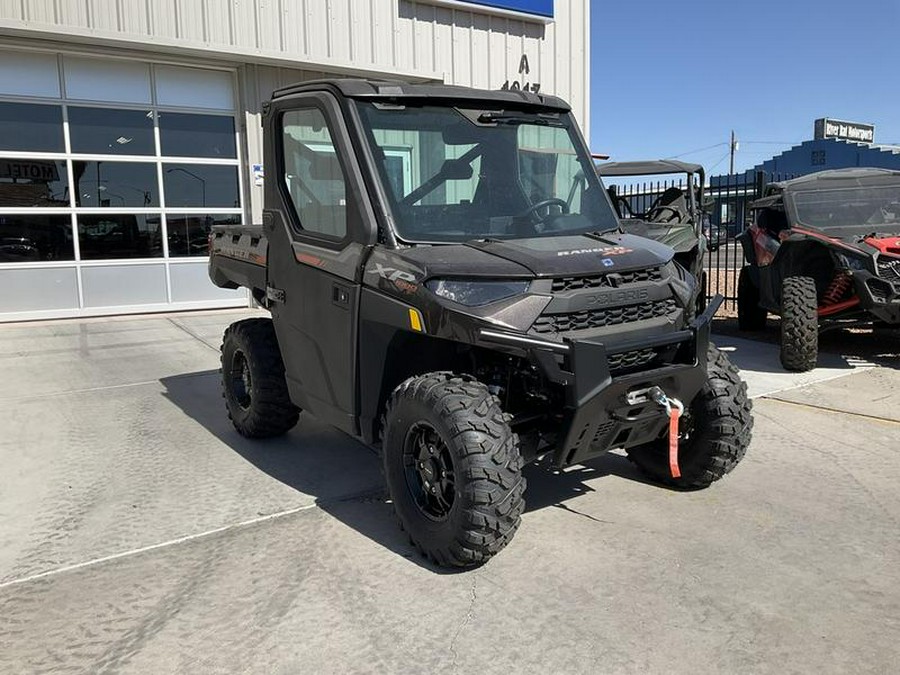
<box><xmin>836</xmin><ymin>253</ymin><xmax>868</xmax><ymax>271</ymax></box>
<box><xmin>425</xmin><ymin>279</ymin><xmax>530</xmax><ymax>306</ymax></box>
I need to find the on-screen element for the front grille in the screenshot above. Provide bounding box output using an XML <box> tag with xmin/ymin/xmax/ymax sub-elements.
<box><xmin>877</xmin><ymin>258</ymin><xmax>900</xmax><ymax>282</ymax></box>
<box><xmin>607</xmin><ymin>347</ymin><xmax>658</xmax><ymax>373</ymax></box>
<box><xmin>867</xmin><ymin>277</ymin><xmax>893</xmax><ymax>301</ymax></box>
<box><xmin>551</xmin><ymin>267</ymin><xmax>663</xmax><ymax>292</ymax></box>
<box><xmin>531</xmin><ymin>299</ymin><xmax>678</xmax><ymax>334</ymax></box>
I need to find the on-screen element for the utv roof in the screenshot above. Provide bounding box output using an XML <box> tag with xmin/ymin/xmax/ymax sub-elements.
<box><xmin>596</xmin><ymin>160</ymin><xmax>704</xmax><ymax>177</ymax></box>
<box><xmin>750</xmin><ymin>167</ymin><xmax>900</xmax><ymax>209</ymax></box>
<box><xmin>271</xmin><ymin>78</ymin><xmax>570</xmax><ymax>112</ymax></box>
<box><xmin>773</xmin><ymin>167</ymin><xmax>900</xmax><ymax>192</ymax></box>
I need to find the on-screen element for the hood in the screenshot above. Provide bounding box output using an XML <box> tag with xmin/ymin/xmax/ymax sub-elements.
<box><xmin>802</xmin><ymin>224</ymin><xmax>900</xmax><ymax>244</ymax></box>
<box><xmin>463</xmin><ymin>233</ymin><xmax>674</xmax><ymax>277</ymax></box>
<box><xmin>788</xmin><ymin>226</ymin><xmax>900</xmax><ymax>257</ymax></box>
<box><xmin>863</xmin><ymin>235</ymin><xmax>900</xmax><ymax>256</ymax></box>
<box><xmin>620</xmin><ymin>221</ymin><xmax>698</xmax><ymax>254</ymax></box>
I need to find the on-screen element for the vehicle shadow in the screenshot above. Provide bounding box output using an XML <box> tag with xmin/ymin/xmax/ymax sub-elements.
<box><xmin>713</xmin><ymin>316</ymin><xmax>900</xmax><ymax>370</ymax></box>
<box><xmin>522</xmin><ymin>452</ymin><xmax>654</xmax><ymax>515</ymax></box>
<box><xmin>160</xmin><ymin>370</ymin><xmax>646</xmax><ymax>573</ymax></box>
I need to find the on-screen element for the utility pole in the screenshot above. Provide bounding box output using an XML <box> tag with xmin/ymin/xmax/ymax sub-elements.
<box><xmin>729</xmin><ymin>130</ymin><xmax>738</xmax><ymax>175</ymax></box>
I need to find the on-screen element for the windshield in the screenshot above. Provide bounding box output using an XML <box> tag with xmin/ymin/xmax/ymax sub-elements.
<box><xmin>356</xmin><ymin>103</ymin><xmax>619</xmax><ymax>243</ymax></box>
<box><xmin>789</xmin><ymin>185</ymin><xmax>900</xmax><ymax>231</ymax></box>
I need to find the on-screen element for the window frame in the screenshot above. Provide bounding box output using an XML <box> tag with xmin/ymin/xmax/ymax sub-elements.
<box><xmin>275</xmin><ymin>99</ymin><xmax>361</xmax><ymax>248</ymax></box>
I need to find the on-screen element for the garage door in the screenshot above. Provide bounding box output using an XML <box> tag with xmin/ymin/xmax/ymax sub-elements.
<box><xmin>0</xmin><ymin>48</ymin><xmax>248</xmax><ymax>321</ymax></box>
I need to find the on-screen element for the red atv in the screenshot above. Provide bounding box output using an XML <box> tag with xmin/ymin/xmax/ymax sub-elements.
<box><xmin>737</xmin><ymin>168</ymin><xmax>900</xmax><ymax>371</ymax></box>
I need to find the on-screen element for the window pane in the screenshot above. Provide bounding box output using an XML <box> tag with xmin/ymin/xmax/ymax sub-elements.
<box><xmin>163</xmin><ymin>164</ymin><xmax>239</xmax><ymax>207</ymax></box>
<box><xmin>0</xmin><ymin>159</ymin><xmax>69</xmax><ymax>207</ymax></box>
<box><xmin>77</xmin><ymin>214</ymin><xmax>163</xmax><ymax>259</ymax></box>
<box><xmin>159</xmin><ymin>113</ymin><xmax>236</xmax><ymax>158</ymax></box>
<box><xmin>0</xmin><ymin>103</ymin><xmax>64</xmax><ymax>152</ymax></box>
<box><xmin>64</xmin><ymin>56</ymin><xmax>151</xmax><ymax>104</ymax></box>
<box><xmin>0</xmin><ymin>50</ymin><xmax>60</xmax><ymax>98</ymax></box>
<box><xmin>68</xmin><ymin>107</ymin><xmax>156</xmax><ymax>155</ymax></box>
<box><xmin>0</xmin><ymin>214</ymin><xmax>74</xmax><ymax>262</ymax></box>
<box><xmin>282</xmin><ymin>108</ymin><xmax>348</xmax><ymax>238</ymax></box>
<box><xmin>72</xmin><ymin>161</ymin><xmax>159</xmax><ymax>207</ymax></box>
<box><xmin>155</xmin><ymin>65</ymin><xmax>234</xmax><ymax>110</ymax></box>
<box><xmin>167</xmin><ymin>213</ymin><xmax>241</xmax><ymax>257</ymax></box>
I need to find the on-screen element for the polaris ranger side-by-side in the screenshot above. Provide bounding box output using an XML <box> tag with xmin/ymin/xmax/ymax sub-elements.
<box><xmin>597</xmin><ymin>160</ymin><xmax>709</xmax><ymax>311</ymax></box>
<box><xmin>209</xmin><ymin>80</ymin><xmax>753</xmax><ymax>568</ymax></box>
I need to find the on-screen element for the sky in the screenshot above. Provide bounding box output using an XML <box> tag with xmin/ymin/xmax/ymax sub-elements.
<box><xmin>588</xmin><ymin>0</ymin><xmax>900</xmax><ymax>175</ymax></box>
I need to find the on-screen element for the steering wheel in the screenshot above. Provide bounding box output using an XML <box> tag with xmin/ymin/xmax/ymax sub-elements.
<box><xmin>517</xmin><ymin>197</ymin><xmax>569</xmax><ymax>222</ymax></box>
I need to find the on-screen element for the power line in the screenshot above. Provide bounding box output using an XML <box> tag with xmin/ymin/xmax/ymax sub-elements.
<box><xmin>665</xmin><ymin>142</ymin><xmax>727</xmax><ymax>159</ymax></box>
<box><xmin>741</xmin><ymin>140</ymin><xmax>803</xmax><ymax>145</ymax></box>
<box><xmin>707</xmin><ymin>150</ymin><xmax>732</xmax><ymax>173</ymax></box>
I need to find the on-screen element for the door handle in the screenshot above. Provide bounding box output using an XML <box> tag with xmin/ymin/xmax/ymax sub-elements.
<box><xmin>332</xmin><ymin>284</ymin><xmax>350</xmax><ymax>308</ymax></box>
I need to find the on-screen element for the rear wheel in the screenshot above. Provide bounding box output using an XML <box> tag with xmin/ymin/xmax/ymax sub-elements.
<box><xmin>737</xmin><ymin>266</ymin><xmax>767</xmax><ymax>331</ymax></box>
<box><xmin>780</xmin><ymin>276</ymin><xmax>819</xmax><ymax>372</ymax></box>
<box><xmin>382</xmin><ymin>372</ymin><xmax>525</xmax><ymax>568</ymax></box>
<box><xmin>221</xmin><ymin>319</ymin><xmax>299</xmax><ymax>438</ymax></box>
<box><xmin>626</xmin><ymin>345</ymin><xmax>753</xmax><ymax>489</ymax></box>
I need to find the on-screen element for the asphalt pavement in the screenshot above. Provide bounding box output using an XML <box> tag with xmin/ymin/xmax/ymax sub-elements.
<box><xmin>1</xmin><ymin>309</ymin><xmax>898</xmax><ymax>674</ymax></box>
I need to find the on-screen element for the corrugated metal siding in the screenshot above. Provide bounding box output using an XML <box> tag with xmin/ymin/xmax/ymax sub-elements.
<box><xmin>241</xmin><ymin>64</ymin><xmax>331</xmax><ymax>222</ymax></box>
<box><xmin>0</xmin><ymin>1</ymin><xmax>589</xmax><ymax>128</ymax></box>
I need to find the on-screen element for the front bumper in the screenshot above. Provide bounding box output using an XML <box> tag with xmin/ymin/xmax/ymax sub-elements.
<box><xmin>848</xmin><ymin>271</ymin><xmax>900</xmax><ymax>324</ymax></box>
<box><xmin>479</xmin><ymin>297</ymin><xmax>720</xmax><ymax>468</ymax></box>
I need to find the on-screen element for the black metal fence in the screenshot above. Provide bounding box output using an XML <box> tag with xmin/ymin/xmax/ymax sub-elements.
<box><xmin>605</xmin><ymin>170</ymin><xmax>798</xmax><ymax>310</ymax></box>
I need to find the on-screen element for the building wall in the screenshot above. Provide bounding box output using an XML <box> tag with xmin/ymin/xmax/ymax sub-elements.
<box><xmin>0</xmin><ymin>1</ymin><xmax>591</xmax><ymax>321</ymax></box>
<box><xmin>0</xmin><ymin>1</ymin><xmax>590</xmax><ymax>134</ymax></box>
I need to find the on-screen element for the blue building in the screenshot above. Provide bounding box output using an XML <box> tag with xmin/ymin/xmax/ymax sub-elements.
<box><xmin>742</xmin><ymin>137</ymin><xmax>900</xmax><ymax>178</ymax></box>
<box><xmin>707</xmin><ymin>120</ymin><xmax>900</xmax><ymax>233</ymax></box>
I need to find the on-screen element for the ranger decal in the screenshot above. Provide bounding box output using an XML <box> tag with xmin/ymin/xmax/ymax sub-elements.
<box><xmin>557</xmin><ymin>246</ymin><xmax>633</xmax><ymax>257</ymax></box>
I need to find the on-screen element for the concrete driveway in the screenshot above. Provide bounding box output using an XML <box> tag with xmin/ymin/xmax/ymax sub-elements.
<box><xmin>1</xmin><ymin>310</ymin><xmax>898</xmax><ymax>674</ymax></box>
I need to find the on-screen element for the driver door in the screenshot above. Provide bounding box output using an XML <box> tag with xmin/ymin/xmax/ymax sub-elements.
<box><xmin>264</xmin><ymin>91</ymin><xmax>376</xmax><ymax>433</ymax></box>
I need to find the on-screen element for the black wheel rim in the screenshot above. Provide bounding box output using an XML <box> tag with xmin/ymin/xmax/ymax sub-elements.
<box><xmin>229</xmin><ymin>349</ymin><xmax>252</xmax><ymax>410</ymax></box>
<box><xmin>402</xmin><ymin>422</ymin><xmax>456</xmax><ymax>521</ymax></box>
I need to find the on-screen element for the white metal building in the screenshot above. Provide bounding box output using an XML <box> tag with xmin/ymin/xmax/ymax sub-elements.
<box><xmin>0</xmin><ymin>0</ymin><xmax>590</xmax><ymax>321</ymax></box>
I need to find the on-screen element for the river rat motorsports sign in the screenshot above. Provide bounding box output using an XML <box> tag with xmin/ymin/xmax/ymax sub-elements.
<box><xmin>814</xmin><ymin>118</ymin><xmax>875</xmax><ymax>144</ymax></box>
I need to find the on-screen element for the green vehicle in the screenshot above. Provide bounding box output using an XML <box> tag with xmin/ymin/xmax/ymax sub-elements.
<box><xmin>598</xmin><ymin>160</ymin><xmax>709</xmax><ymax>310</ymax></box>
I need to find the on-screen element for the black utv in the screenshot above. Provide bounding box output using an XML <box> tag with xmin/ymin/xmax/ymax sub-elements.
<box><xmin>737</xmin><ymin>168</ymin><xmax>900</xmax><ymax>371</ymax></box>
<box><xmin>208</xmin><ymin>79</ymin><xmax>753</xmax><ymax>568</ymax></box>
<box><xmin>597</xmin><ymin>160</ymin><xmax>709</xmax><ymax>310</ymax></box>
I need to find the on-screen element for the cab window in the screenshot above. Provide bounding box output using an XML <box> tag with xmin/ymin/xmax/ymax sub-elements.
<box><xmin>281</xmin><ymin>108</ymin><xmax>348</xmax><ymax>238</ymax></box>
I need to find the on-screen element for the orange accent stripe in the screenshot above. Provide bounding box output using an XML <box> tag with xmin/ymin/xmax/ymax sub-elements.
<box><xmin>215</xmin><ymin>250</ymin><xmax>266</xmax><ymax>266</ymax></box>
<box><xmin>295</xmin><ymin>252</ymin><xmax>326</xmax><ymax>268</ymax></box>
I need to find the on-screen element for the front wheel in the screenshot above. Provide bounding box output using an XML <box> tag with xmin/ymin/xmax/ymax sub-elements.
<box><xmin>382</xmin><ymin>373</ymin><xmax>526</xmax><ymax>568</ymax></box>
<box><xmin>780</xmin><ymin>276</ymin><xmax>819</xmax><ymax>372</ymax></box>
<box><xmin>626</xmin><ymin>345</ymin><xmax>753</xmax><ymax>489</ymax></box>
